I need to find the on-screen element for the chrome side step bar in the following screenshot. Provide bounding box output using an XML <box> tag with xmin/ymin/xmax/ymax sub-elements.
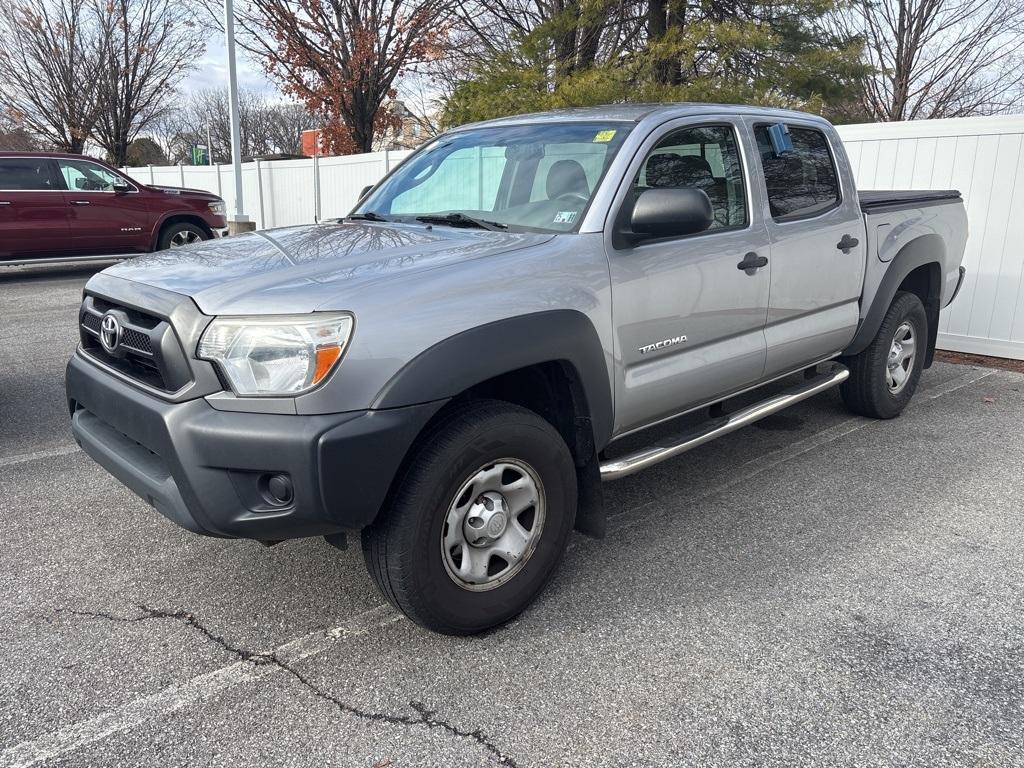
<box><xmin>599</xmin><ymin>363</ymin><xmax>850</xmax><ymax>481</ymax></box>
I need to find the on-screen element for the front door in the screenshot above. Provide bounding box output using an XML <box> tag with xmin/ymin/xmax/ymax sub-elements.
<box><xmin>0</xmin><ymin>157</ymin><xmax>71</xmax><ymax>259</ymax></box>
<box><xmin>56</xmin><ymin>158</ymin><xmax>152</xmax><ymax>253</ymax></box>
<box><xmin>606</xmin><ymin>119</ymin><xmax>771</xmax><ymax>435</ymax></box>
<box><xmin>747</xmin><ymin>119</ymin><xmax>865</xmax><ymax>377</ymax></box>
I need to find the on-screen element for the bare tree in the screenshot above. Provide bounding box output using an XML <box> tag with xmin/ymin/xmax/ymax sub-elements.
<box><xmin>0</xmin><ymin>0</ymin><xmax>105</xmax><ymax>153</ymax></box>
<box><xmin>0</xmin><ymin>109</ymin><xmax>39</xmax><ymax>151</ymax></box>
<box><xmin>151</xmin><ymin>88</ymin><xmax>319</xmax><ymax>164</ymax></box>
<box><xmin>264</xmin><ymin>102</ymin><xmax>320</xmax><ymax>155</ymax></box>
<box><xmin>205</xmin><ymin>0</ymin><xmax>454</xmax><ymax>154</ymax></box>
<box><xmin>92</xmin><ymin>0</ymin><xmax>206</xmax><ymax>166</ymax></box>
<box><xmin>836</xmin><ymin>0</ymin><xmax>1024</xmax><ymax>120</ymax></box>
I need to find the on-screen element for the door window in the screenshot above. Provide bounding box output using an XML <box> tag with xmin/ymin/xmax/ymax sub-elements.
<box><xmin>0</xmin><ymin>158</ymin><xmax>60</xmax><ymax>190</ymax></box>
<box><xmin>57</xmin><ymin>159</ymin><xmax>122</xmax><ymax>192</ymax></box>
<box><xmin>633</xmin><ymin>125</ymin><xmax>748</xmax><ymax>230</ymax></box>
<box><xmin>754</xmin><ymin>125</ymin><xmax>840</xmax><ymax>220</ymax></box>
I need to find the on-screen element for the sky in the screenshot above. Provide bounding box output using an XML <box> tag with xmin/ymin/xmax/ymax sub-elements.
<box><xmin>181</xmin><ymin>33</ymin><xmax>279</xmax><ymax>98</ymax></box>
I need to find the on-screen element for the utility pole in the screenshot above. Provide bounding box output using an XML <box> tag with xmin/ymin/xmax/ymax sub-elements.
<box><xmin>224</xmin><ymin>0</ymin><xmax>254</xmax><ymax>233</ymax></box>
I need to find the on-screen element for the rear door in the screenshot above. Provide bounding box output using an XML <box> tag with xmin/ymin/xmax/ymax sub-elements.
<box><xmin>747</xmin><ymin>119</ymin><xmax>865</xmax><ymax>377</ymax></box>
<box><xmin>606</xmin><ymin>118</ymin><xmax>771</xmax><ymax>434</ymax></box>
<box><xmin>0</xmin><ymin>157</ymin><xmax>72</xmax><ymax>258</ymax></box>
<box><xmin>56</xmin><ymin>158</ymin><xmax>152</xmax><ymax>253</ymax></box>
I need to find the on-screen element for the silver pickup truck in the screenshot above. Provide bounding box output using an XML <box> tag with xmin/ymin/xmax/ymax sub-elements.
<box><xmin>66</xmin><ymin>104</ymin><xmax>968</xmax><ymax>634</ymax></box>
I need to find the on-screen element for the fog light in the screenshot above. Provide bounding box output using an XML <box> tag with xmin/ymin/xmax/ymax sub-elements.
<box><xmin>262</xmin><ymin>473</ymin><xmax>293</xmax><ymax>506</ymax></box>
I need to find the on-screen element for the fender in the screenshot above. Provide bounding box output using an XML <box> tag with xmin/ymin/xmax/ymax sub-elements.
<box><xmin>372</xmin><ymin>310</ymin><xmax>614</xmax><ymax>450</ymax></box>
<box><xmin>150</xmin><ymin>211</ymin><xmax>213</xmax><ymax>250</ymax></box>
<box><xmin>844</xmin><ymin>234</ymin><xmax>943</xmax><ymax>364</ymax></box>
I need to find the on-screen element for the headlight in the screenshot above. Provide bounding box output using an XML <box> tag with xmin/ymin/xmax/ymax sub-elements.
<box><xmin>198</xmin><ymin>313</ymin><xmax>353</xmax><ymax>396</ymax></box>
<box><xmin>208</xmin><ymin>201</ymin><xmax>226</xmax><ymax>216</ymax></box>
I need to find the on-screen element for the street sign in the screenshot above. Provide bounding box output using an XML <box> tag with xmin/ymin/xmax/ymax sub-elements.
<box><xmin>191</xmin><ymin>144</ymin><xmax>210</xmax><ymax>166</ymax></box>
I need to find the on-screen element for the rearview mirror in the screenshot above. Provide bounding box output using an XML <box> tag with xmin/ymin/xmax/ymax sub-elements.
<box><xmin>628</xmin><ymin>188</ymin><xmax>713</xmax><ymax>242</ymax></box>
<box><xmin>112</xmin><ymin>177</ymin><xmax>131</xmax><ymax>193</ymax></box>
<box><xmin>358</xmin><ymin>185</ymin><xmax>373</xmax><ymax>201</ymax></box>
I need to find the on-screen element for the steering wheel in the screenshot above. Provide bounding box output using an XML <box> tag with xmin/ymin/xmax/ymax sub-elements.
<box><xmin>554</xmin><ymin>191</ymin><xmax>589</xmax><ymax>206</ymax></box>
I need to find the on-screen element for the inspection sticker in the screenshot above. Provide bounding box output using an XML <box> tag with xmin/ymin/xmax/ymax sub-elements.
<box><xmin>593</xmin><ymin>129</ymin><xmax>617</xmax><ymax>143</ymax></box>
<box><xmin>554</xmin><ymin>211</ymin><xmax>578</xmax><ymax>224</ymax></box>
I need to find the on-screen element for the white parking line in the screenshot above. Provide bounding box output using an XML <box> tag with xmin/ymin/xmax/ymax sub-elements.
<box><xmin>0</xmin><ymin>366</ymin><xmax>999</xmax><ymax>767</ymax></box>
<box><xmin>0</xmin><ymin>446</ymin><xmax>79</xmax><ymax>469</ymax></box>
<box><xmin>0</xmin><ymin>607</ymin><xmax>401</xmax><ymax>768</ymax></box>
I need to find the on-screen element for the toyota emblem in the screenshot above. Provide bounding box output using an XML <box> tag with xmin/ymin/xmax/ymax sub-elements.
<box><xmin>99</xmin><ymin>312</ymin><xmax>122</xmax><ymax>353</ymax></box>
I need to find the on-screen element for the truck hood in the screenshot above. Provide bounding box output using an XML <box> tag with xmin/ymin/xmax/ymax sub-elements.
<box><xmin>147</xmin><ymin>184</ymin><xmax>222</xmax><ymax>201</ymax></box>
<box><xmin>103</xmin><ymin>221</ymin><xmax>553</xmax><ymax>315</ymax></box>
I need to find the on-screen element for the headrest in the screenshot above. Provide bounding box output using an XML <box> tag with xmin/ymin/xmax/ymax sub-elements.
<box><xmin>546</xmin><ymin>159</ymin><xmax>590</xmax><ymax>199</ymax></box>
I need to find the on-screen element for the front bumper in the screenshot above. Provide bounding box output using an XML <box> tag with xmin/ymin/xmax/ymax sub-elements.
<box><xmin>66</xmin><ymin>351</ymin><xmax>442</xmax><ymax>540</ymax></box>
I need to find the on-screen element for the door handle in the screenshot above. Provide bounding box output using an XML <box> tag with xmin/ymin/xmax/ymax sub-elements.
<box><xmin>0</xmin><ymin>201</ymin><xmax>11</xmax><ymax>205</ymax></box>
<box><xmin>69</xmin><ymin>200</ymin><xmax>91</xmax><ymax>205</ymax></box>
<box><xmin>737</xmin><ymin>252</ymin><xmax>768</xmax><ymax>272</ymax></box>
<box><xmin>837</xmin><ymin>234</ymin><xmax>859</xmax><ymax>253</ymax></box>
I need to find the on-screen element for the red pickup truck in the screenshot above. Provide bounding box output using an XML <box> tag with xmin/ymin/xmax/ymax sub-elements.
<box><xmin>0</xmin><ymin>152</ymin><xmax>227</xmax><ymax>264</ymax></box>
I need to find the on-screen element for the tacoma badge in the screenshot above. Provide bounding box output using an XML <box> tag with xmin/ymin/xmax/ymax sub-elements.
<box><xmin>638</xmin><ymin>335</ymin><xmax>687</xmax><ymax>354</ymax></box>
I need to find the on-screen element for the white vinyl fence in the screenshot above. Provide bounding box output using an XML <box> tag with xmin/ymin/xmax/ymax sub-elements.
<box><xmin>836</xmin><ymin>115</ymin><xmax>1024</xmax><ymax>360</ymax></box>
<box><xmin>125</xmin><ymin>113</ymin><xmax>1024</xmax><ymax>359</ymax></box>
<box><xmin>122</xmin><ymin>149</ymin><xmax>413</xmax><ymax>230</ymax></box>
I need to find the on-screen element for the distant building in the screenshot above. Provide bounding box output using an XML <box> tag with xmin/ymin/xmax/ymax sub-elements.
<box><xmin>301</xmin><ymin>128</ymin><xmax>323</xmax><ymax>157</ymax></box>
<box><xmin>375</xmin><ymin>101</ymin><xmax>438</xmax><ymax>151</ymax></box>
<box><xmin>300</xmin><ymin>101</ymin><xmax>438</xmax><ymax>157</ymax></box>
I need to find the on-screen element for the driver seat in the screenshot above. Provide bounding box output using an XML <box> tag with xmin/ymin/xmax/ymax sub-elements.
<box><xmin>546</xmin><ymin>159</ymin><xmax>590</xmax><ymax>200</ymax></box>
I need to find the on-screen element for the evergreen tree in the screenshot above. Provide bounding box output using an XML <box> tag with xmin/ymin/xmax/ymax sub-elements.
<box><xmin>442</xmin><ymin>0</ymin><xmax>868</xmax><ymax>125</ymax></box>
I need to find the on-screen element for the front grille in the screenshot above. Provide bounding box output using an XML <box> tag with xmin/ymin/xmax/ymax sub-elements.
<box><xmin>79</xmin><ymin>295</ymin><xmax>192</xmax><ymax>393</ymax></box>
<box><xmin>121</xmin><ymin>327</ymin><xmax>152</xmax><ymax>354</ymax></box>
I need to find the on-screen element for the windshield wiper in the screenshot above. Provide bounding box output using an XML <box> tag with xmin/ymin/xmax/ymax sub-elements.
<box><xmin>347</xmin><ymin>211</ymin><xmax>390</xmax><ymax>222</ymax></box>
<box><xmin>415</xmin><ymin>212</ymin><xmax>508</xmax><ymax>231</ymax></box>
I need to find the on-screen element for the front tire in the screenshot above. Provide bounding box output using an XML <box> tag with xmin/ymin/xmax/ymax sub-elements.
<box><xmin>157</xmin><ymin>221</ymin><xmax>208</xmax><ymax>250</ymax></box>
<box><xmin>841</xmin><ymin>291</ymin><xmax>927</xmax><ymax>419</ymax></box>
<box><xmin>362</xmin><ymin>399</ymin><xmax>577</xmax><ymax>635</ymax></box>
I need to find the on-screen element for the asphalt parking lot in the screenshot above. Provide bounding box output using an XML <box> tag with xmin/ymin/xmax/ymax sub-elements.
<box><xmin>2</xmin><ymin>262</ymin><xmax>1023</xmax><ymax>768</ymax></box>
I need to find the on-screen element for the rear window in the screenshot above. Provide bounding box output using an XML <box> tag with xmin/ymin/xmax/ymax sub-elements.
<box><xmin>754</xmin><ymin>125</ymin><xmax>840</xmax><ymax>220</ymax></box>
<box><xmin>0</xmin><ymin>158</ymin><xmax>60</xmax><ymax>191</ymax></box>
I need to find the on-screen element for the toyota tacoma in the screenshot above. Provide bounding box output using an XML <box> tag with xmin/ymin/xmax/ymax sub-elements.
<box><xmin>66</xmin><ymin>104</ymin><xmax>968</xmax><ymax>634</ymax></box>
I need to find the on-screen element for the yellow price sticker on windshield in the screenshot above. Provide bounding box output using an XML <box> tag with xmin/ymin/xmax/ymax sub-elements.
<box><xmin>593</xmin><ymin>130</ymin><xmax>616</xmax><ymax>143</ymax></box>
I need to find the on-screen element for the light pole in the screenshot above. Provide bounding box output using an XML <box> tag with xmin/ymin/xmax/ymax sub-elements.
<box><xmin>224</xmin><ymin>0</ymin><xmax>254</xmax><ymax>233</ymax></box>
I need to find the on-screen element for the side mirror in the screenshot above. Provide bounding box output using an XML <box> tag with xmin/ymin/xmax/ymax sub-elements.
<box><xmin>628</xmin><ymin>188</ymin><xmax>713</xmax><ymax>242</ymax></box>
<box><xmin>112</xmin><ymin>177</ymin><xmax>131</xmax><ymax>193</ymax></box>
<box><xmin>358</xmin><ymin>185</ymin><xmax>373</xmax><ymax>202</ymax></box>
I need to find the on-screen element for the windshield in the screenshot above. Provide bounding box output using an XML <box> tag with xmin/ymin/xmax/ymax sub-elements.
<box><xmin>354</xmin><ymin>122</ymin><xmax>633</xmax><ymax>233</ymax></box>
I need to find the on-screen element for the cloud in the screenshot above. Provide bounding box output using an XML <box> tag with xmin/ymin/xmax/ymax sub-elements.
<box><xmin>180</xmin><ymin>35</ymin><xmax>278</xmax><ymax>96</ymax></box>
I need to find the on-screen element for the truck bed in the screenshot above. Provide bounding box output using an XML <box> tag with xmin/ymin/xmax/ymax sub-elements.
<box><xmin>858</xmin><ymin>190</ymin><xmax>961</xmax><ymax>213</ymax></box>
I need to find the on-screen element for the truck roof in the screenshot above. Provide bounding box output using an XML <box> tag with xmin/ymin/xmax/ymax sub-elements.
<box><xmin>454</xmin><ymin>103</ymin><xmax>831</xmax><ymax>131</ymax></box>
<box><xmin>0</xmin><ymin>150</ymin><xmax>112</xmax><ymax>162</ymax></box>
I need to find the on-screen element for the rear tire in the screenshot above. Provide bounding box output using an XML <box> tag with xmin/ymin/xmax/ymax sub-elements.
<box><xmin>362</xmin><ymin>399</ymin><xmax>577</xmax><ymax>635</ymax></box>
<box><xmin>157</xmin><ymin>221</ymin><xmax>208</xmax><ymax>250</ymax></box>
<box><xmin>841</xmin><ymin>291</ymin><xmax>927</xmax><ymax>419</ymax></box>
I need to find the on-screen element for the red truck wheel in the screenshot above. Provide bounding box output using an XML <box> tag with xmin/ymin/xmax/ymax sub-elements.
<box><xmin>157</xmin><ymin>222</ymin><xmax>208</xmax><ymax>250</ymax></box>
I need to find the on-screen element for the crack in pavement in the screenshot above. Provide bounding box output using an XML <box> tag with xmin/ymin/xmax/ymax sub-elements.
<box><xmin>272</xmin><ymin>657</ymin><xmax>518</xmax><ymax>766</ymax></box>
<box><xmin>60</xmin><ymin>606</ymin><xmax>278</xmax><ymax>666</ymax></box>
<box><xmin>58</xmin><ymin>605</ymin><xmax>518</xmax><ymax>766</ymax></box>
<box><xmin>17</xmin><ymin>366</ymin><xmax>1000</xmax><ymax>767</ymax></box>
